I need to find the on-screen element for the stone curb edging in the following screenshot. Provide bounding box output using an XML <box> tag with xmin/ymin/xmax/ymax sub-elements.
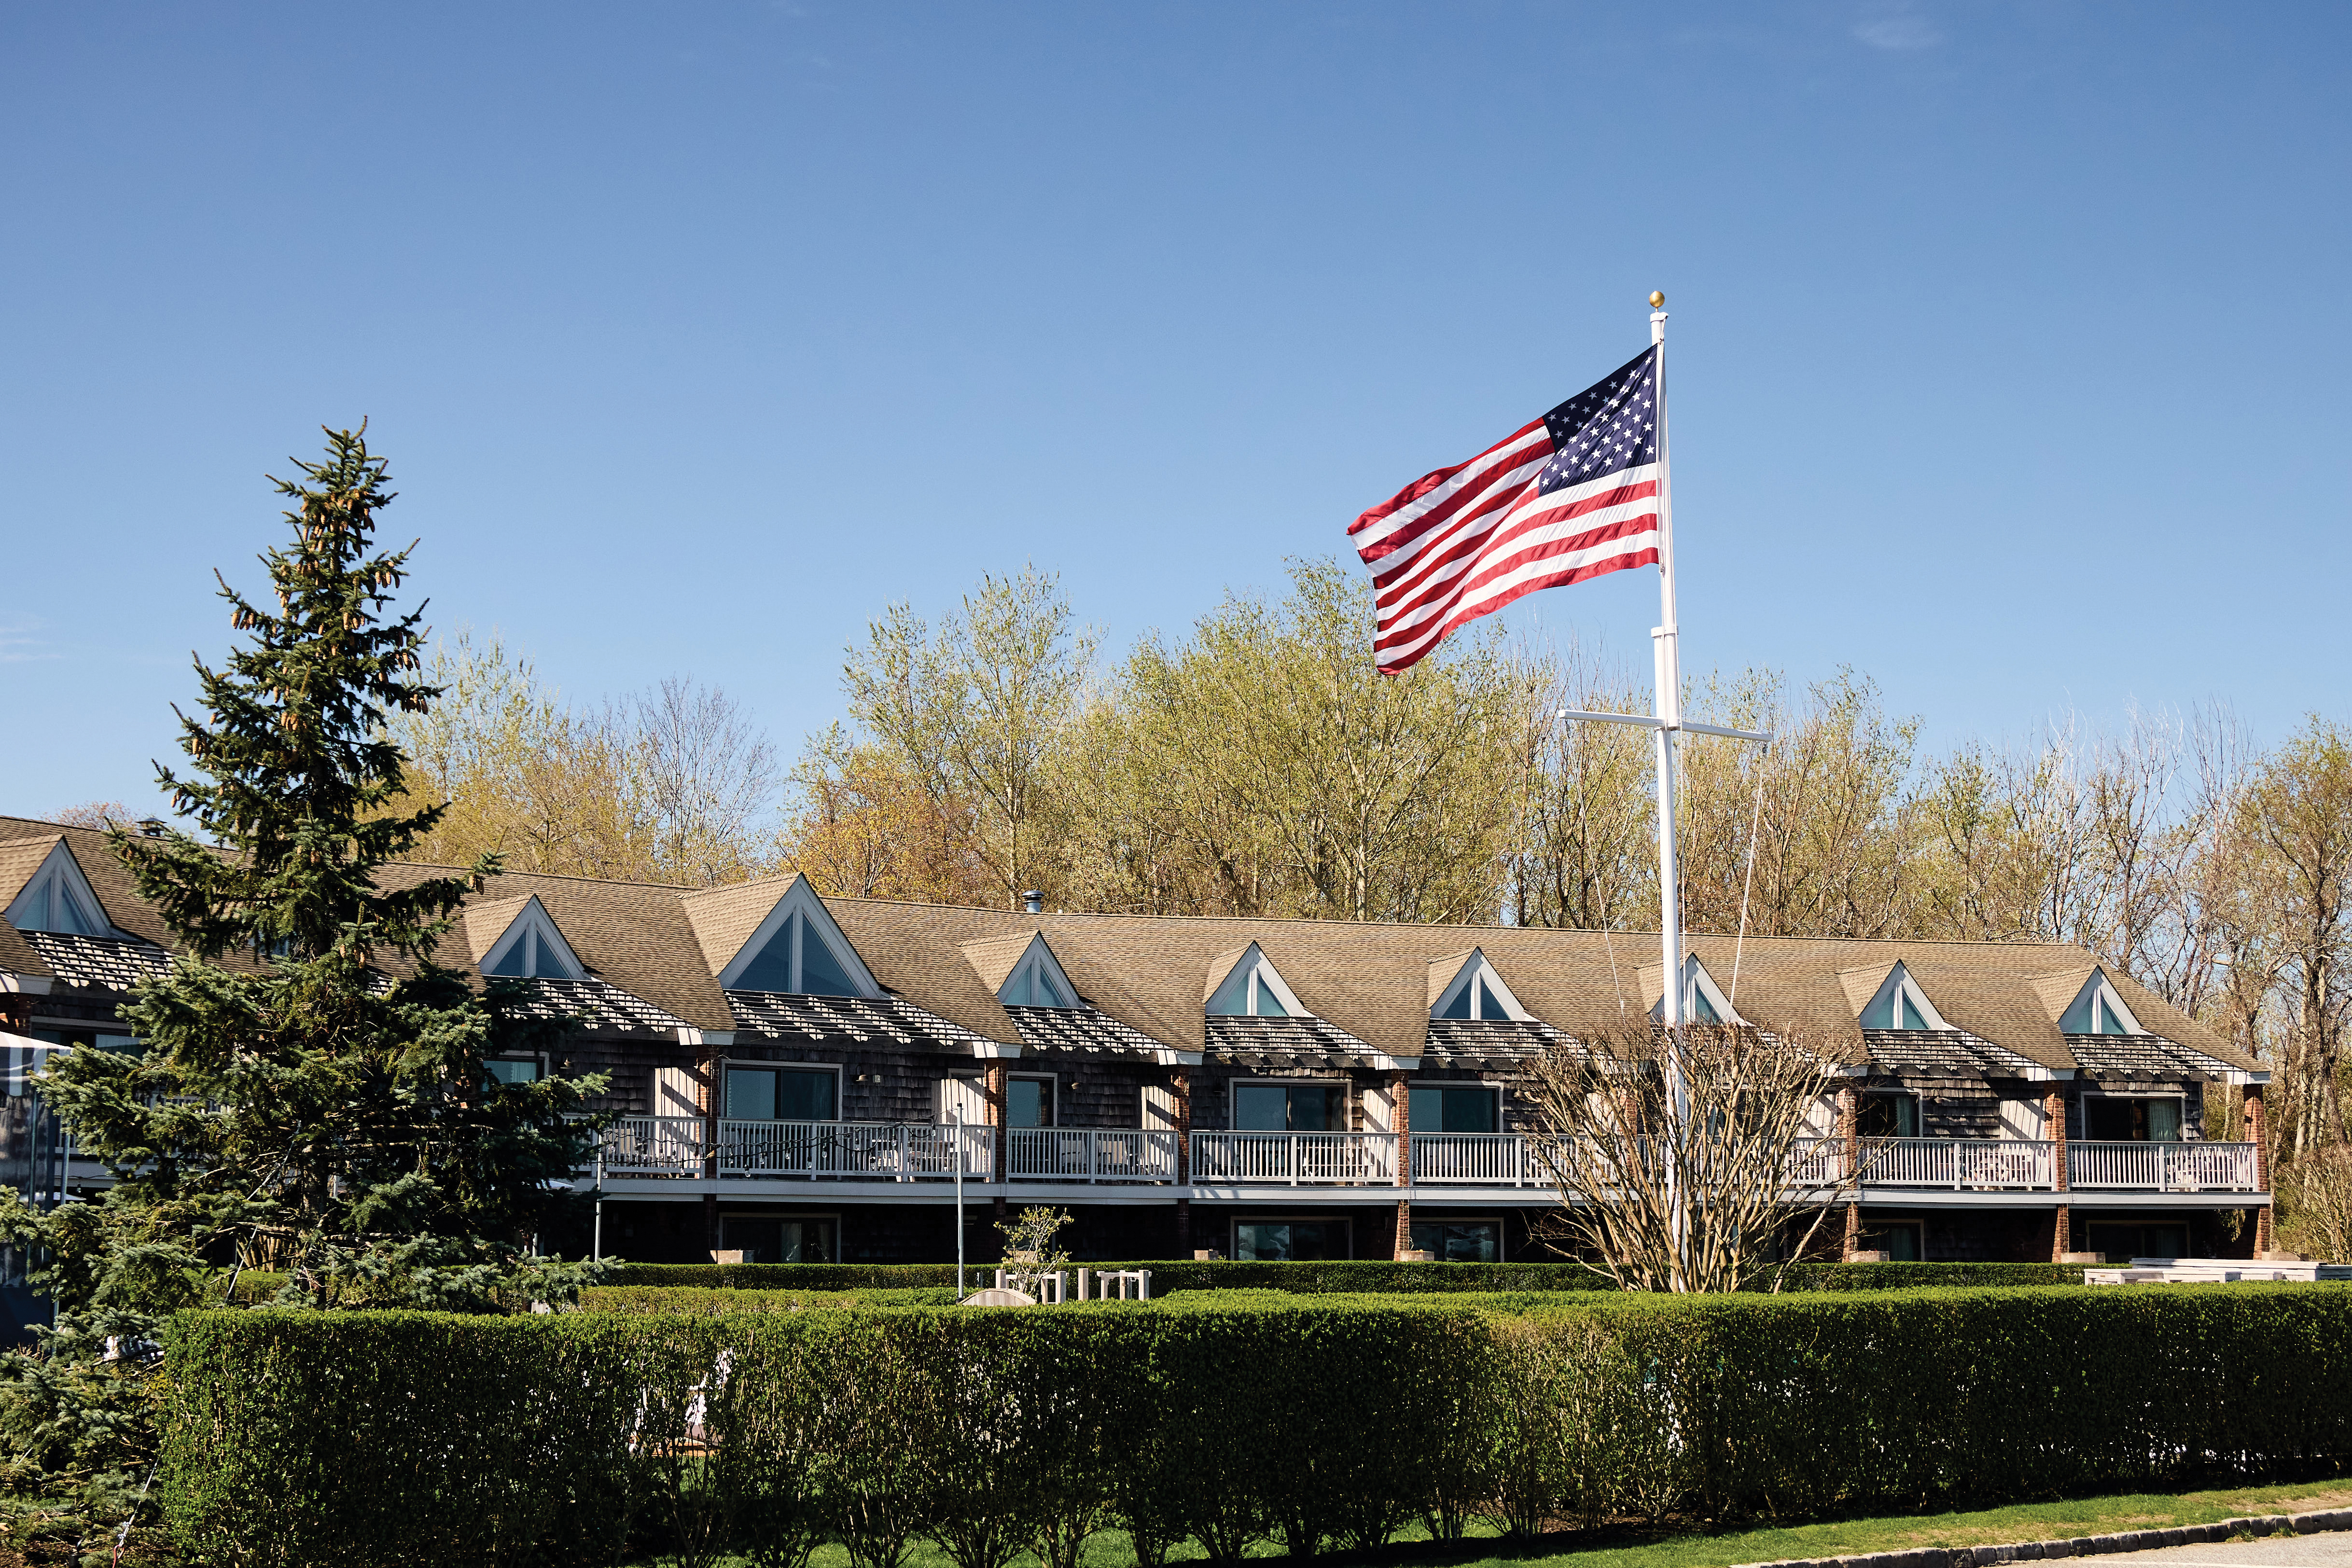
<box><xmin>1735</xmin><ymin>1507</ymin><xmax>2352</xmax><ymax>1568</ymax></box>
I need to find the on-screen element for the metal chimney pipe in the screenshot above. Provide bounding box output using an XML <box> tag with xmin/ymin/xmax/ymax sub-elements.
<box><xmin>1022</xmin><ymin>889</ymin><xmax>1044</xmax><ymax>915</ymax></box>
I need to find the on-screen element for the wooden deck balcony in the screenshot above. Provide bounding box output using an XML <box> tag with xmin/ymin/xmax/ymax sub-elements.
<box><xmin>581</xmin><ymin>1118</ymin><xmax>2265</xmax><ymax>1195</ymax></box>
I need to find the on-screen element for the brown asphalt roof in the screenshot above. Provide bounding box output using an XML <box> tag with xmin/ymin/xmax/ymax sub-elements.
<box><xmin>0</xmin><ymin>815</ymin><xmax>2255</xmax><ymax>1074</ymax></box>
<box><xmin>0</xmin><ymin>915</ymin><xmax>53</xmax><ymax>981</ymax></box>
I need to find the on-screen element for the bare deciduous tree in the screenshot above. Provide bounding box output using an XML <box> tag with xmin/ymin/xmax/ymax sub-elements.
<box><xmin>1525</xmin><ymin>1021</ymin><xmax>1858</xmax><ymax>1293</ymax></box>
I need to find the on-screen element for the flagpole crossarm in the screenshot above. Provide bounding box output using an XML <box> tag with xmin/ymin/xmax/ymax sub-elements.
<box><xmin>1555</xmin><ymin>708</ymin><xmax>1772</xmax><ymax>746</ymax></box>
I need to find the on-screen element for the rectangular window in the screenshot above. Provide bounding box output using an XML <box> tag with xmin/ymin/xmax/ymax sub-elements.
<box><xmin>1232</xmin><ymin>1082</ymin><xmax>1345</xmax><ymax>1132</ymax></box>
<box><xmin>2084</xmin><ymin>1096</ymin><xmax>2182</xmax><ymax>1142</ymax></box>
<box><xmin>721</xmin><ymin>1216</ymin><xmax>839</xmax><ymax>1264</ymax></box>
<box><xmin>1007</xmin><ymin>1075</ymin><xmax>1055</xmax><ymax>1129</ymax></box>
<box><xmin>1232</xmin><ymin>1218</ymin><xmax>1350</xmax><ymax>1262</ymax></box>
<box><xmin>1409</xmin><ymin>1219</ymin><xmax>1499</xmax><ymax>1263</ymax></box>
<box><xmin>1856</xmin><ymin>1220</ymin><xmax>1922</xmax><ymax>1261</ymax></box>
<box><xmin>1413</xmin><ymin>1083</ymin><xmax>1500</xmax><ymax>1135</ymax></box>
<box><xmin>1858</xmin><ymin>1093</ymin><xmax>1920</xmax><ymax>1139</ymax></box>
<box><xmin>485</xmin><ymin>1058</ymin><xmax>542</xmax><ymax>1087</ymax></box>
<box><xmin>725</xmin><ymin>1066</ymin><xmax>837</xmax><ymax>1122</ymax></box>
<box><xmin>2084</xmin><ymin>1221</ymin><xmax>2189</xmax><ymax>1262</ymax></box>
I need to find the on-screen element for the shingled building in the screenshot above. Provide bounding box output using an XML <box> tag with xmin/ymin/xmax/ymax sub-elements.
<box><xmin>1</xmin><ymin>815</ymin><xmax>2273</xmax><ymax>1267</ymax></box>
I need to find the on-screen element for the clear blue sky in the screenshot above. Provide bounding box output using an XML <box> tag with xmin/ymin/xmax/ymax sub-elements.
<box><xmin>5</xmin><ymin>3</ymin><xmax>2346</xmax><ymax>817</ymax></box>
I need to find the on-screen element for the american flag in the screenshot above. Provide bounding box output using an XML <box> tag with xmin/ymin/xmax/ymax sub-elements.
<box><xmin>1350</xmin><ymin>347</ymin><xmax>1662</xmax><ymax>674</ymax></box>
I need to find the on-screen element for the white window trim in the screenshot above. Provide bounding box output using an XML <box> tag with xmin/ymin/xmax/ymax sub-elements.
<box><xmin>2062</xmin><ymin>970</ymin><xmax>2145</xmax><ymax>1036</ymax></box>
<box><xmin>1649</xmin><ymin>955</ymin><xmax>1744</xmax><ymax>1027</ymax></box>
<box><xmin>1208</xmin><ymin>943</ymin><xmax>1308</xmax><ymax>1018</ymax></box>
<box><xmin>1408</xmin><ymin>1078</ymin><xmax>1507</xmax><ymax>1134</ymax></box>
<box><xmin>1860</xmin><ymin>963</ymin><xmax>1950</xmax><ymax>1032</ymax></box>
<box><xmin>999</xmin><ymin>935</ymin><xmax>1079</xmax><ymax>1009</ymax></box>
<box><xmin>485</xmin><ymin>1052</ymin><xmax>546</xmax><ymax>1084</ymax></box>
<box><xmin>1859</xmin><ymin>1088</ymin><xmax>1922</xmax><ymax>1138</ymax></box>
<box><xmin>718</xmin><ymin>1058</ymin><xmax>845</xmax><ymax>1122</ymax></box>
<box><xmin>1229</xmin><ymin>1075</ymin><xmax>1350</xmax><ymax>1131</ymax></box>
<box><xmin>477</xmin><ymin>896</ymin><xmax>585</xmax><ymax>981</ymax></box>
<box><xmin>1431</xmin><ymin>949</ymin><xmax>1530</xmax><ymax>1021</ymax></box>
<box><xmin>1006</xmin><ymin>1070</ymin><xmax>1058</xmax><ymax>1128</ymax></box>
<box><xmin>1229</xmin><ymin>1215</ymin><xmax>1354</xmax><ymax>1261</ymax></box>
<box><xmin>716</xmin><ymin>876</ymin><xmax>881</xmax><ymax>997</ymax></box>
<box><xmin>4</xmin><ymin>842</ymin><xmax>117</xmax><ymax>938</ymax></box>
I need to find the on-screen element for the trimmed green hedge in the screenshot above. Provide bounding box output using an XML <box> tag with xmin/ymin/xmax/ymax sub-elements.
<box><xmin>594</xmin><ymin>1258</ymin><xmax>2085</xmax><ymax>1293</ymax></box>
<box><xmin>577</xmin><ymin>1284</ymin><xmax>962</xmax><ymax>1314</ymax></box>
<box><xmin>161</xmin><ymin>1286</ymin><xmax>2352</xmax><ymax>1567</ymax></box>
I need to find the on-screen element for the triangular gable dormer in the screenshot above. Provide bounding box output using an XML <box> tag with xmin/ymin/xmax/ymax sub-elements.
<box><xmin>990</xmin><ymin>932</ymin><xmax>1079</xmax><ymax>1009</ymax></box>
<box><xmin>717</xmin><ymin>875</ymin><xmax>880</xmax><ymax>998</ymax></box>
<box><xmin>1205</xmin><ymin>942</ymin><xmax>1307</xmax><ymax>1018</ymax></box>
<box><xmin>2</xmin><ymin>839</ymin><xmax>118</xmax><ymax>938</ymax></box>
<box><xmin>473</xmin><ymin>895</ymin><xmax>585</xmax><ymax>981</ymax></box>
<box><xmin>2057</xmin><ymin>967</ymin><xmax>2143</xmax><ymax>1036</ymax></box>
<box><xmin>1854</xmin><ymin>961</ymin><xmax>1949</xmax><ymax>1032</ymax></box>
<box><xmin>1430</xmin><ymin>948</ymin><xmax>1529</xmax><ymax>1021</ymax></box>
<box><xmin>1645</xmin><ymin>954</ymin><xmax>1741</xmax><ymax>1027</ymax></box>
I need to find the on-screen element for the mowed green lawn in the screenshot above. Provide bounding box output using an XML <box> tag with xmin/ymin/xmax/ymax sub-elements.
<box><xmin>696</xmin><ymin>1478</ymin><xmax>2352</xmax><ymax>1568</ymax></box>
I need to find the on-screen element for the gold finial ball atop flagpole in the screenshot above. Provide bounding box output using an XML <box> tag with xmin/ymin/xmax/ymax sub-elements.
<box><xmin>1649</xmin><ymin>290</ymin><xmax>1665</xmax><ymax>308</ymax></box>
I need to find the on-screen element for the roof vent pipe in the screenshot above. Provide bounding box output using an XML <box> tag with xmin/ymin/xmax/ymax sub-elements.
<box><xmin>1022</xmin><ymin>890</ymin><xmax>1044</xmax><ymax>916</ymax></box>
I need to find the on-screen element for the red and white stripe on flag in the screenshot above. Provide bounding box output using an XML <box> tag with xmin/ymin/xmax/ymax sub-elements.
<box><xmin>1350</xmin><ymin>400</ymin><xmax>1661</xmax><ymax>675</ymax></box>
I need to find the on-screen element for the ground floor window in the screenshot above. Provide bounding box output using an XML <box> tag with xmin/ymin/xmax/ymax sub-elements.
<box><xmin>2084</xmin><ymin>1221</ymin><xmax>2189</xmax><ymax>1261</ymax></box>
<box><xmin>722</xmin><ymin>1215</ymin><xmax>838</xmax><ymax>1263</ymax></box>
<box><xmin>2083</xmin><ymin>1096</ymin><xmax>2182</xmax><ymax>1142</ymax></box>
<box><xmin>485</xmin><ymin>1056</ymin><xmax>542</xmax><ymax>1086</ymax></box>
<box><xmin>1857</xmin><ymin>1219</ymin><xmax>1922</xmax><ymax>1260</ymax></box>
<box><xmin>1232</xmin><ymin>1217</ymin><xmax>1350</xmax><ymax>1261</ymax></box>
<box><xmin>1409</xmin><ymin>1219</ymin><xmax>1499</xmax><ymax>1262</ymax></box>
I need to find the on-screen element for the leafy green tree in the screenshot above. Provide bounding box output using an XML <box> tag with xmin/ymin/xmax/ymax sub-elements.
<box><xmin>0</xmin><ymin>426</ymin><xmax>606</xmax><ymax>1561</ymax></box>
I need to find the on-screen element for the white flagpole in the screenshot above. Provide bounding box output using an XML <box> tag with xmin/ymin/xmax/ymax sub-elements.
<box><xmin>1548</xmin><ymin>293</ymin><xmax>1771</xmax><ymax>1290</ymax></box>
<box><xmin>1647</xmin><ymin>293</ymin><xmax>1692</xmax><ymax>1292</ymax></box>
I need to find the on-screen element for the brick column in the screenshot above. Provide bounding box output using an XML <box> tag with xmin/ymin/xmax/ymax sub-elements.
<box><xmin>1392</xmin><ymin>1072</ymin><xmax>1411</xmax><ymax>1260</ymax></box>
<box><xmin>2048</xmin><ymin>1082</ymin><xmax>2071</xmax><ymax>1262</ymax></box>
<box><xmin>700</xmin><ymin>1039</ymin><xmax>721</xmax><ymax>1254</ymax></box>
<box><xmin>2244</xmin><ymin>1082</ymin><xmax>2273</xmax><ymax>1255</ymax></box>
<box><xmin>1172</xmin><ymin>1066</ymin><xmax>1193</xmax><ymax>1255</ymax></box>
<box><xmin>1837</xmin><ymin>1085</ymin><xmax>1862</xmax><ymax>1261</ymax></box>
<box><xmin>986</xmin><ymin>1059</ymin><xmax>1009</xmax><ymax>1221</ymax></box>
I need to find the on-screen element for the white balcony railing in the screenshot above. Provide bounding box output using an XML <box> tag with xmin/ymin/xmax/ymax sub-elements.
<box><xmin>1006</xmin><ymin>1127</ymin><xmax>1181</xmax><ymax>1182</ymax></box>
<box><xmin>593</xmin><ymin>1114</ymin><xmax>705</xmax><ymax>1174</ymax></box>
<box><xmin>581</xmin><ymin>1117</ymin><xmax>2261</xmax><ymax>1195</ymax></box>
<box><xmin>2070</xmin><ymin>1139</ymin><xmax>2259</xmax><ymax>1192</ymax></box>
<box><xmin>1859</xmin><ymin>1138</ymin><xmax>2057</xmax><ymax>1190</ymax></box>
<box><xmin>1188</xmin><ymin>1130</ymin><xmax>1398</xmax><ymax>1185</ymax></box>
<box><xmin>586</xmin><ymin>1116</ymin><xmax>992</xmax><ymax>1180</ymax></box>
<box><xmin>1412</xmin><ymin>1131</ymin><xmax>1538</xmax><ymax>1185</ymax></box>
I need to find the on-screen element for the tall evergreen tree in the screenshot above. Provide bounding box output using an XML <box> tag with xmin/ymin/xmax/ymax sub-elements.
<box><xmin>0</xmin><ymin>427</ymin><xmax>606</xmax><ymax>1560</ymax></box>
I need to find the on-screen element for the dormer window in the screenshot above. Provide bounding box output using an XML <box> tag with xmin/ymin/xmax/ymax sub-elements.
<box><xmin>733</xmin><ymin>911</ymin><xmax>863</xmax><ymax>995</ymax></box>
<box><xmin>4</xmin><ymin>842</ymin><xmax>112</xmax><ymax>937</ymax></box>
<box><xmin>997</xmin><ymin>938</ymin><xmax>1076</xmax><ymax>1009</ymax></box>
<box><xmin>2061</xmin><ymin>971</ymin><xmax>2142</xmax><ymax>1036</ymax></box>
<box><xmin>478</xmin><ymin>900</ymin><xmax>583</xmax><ymax>981</ymax></box>
<box><xmin>1433</xmin><ymin>950</ymin><xmax>1527</xmax><ymax>1021</ymax></box>
<box><xmin>1207</xmin><ymin>945</ymin><xmax>1304</xmax><ymax>1017</ymax></box>
<box><xmin>1859</xmin><ymin>963</ymin><xmax>1947</xmax><ymax>1031</ymax></box>
<box><xmin>1650</xmin><ymin>954</ymin><xmax>1737</xmax><ymax>1027</ymax></box>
